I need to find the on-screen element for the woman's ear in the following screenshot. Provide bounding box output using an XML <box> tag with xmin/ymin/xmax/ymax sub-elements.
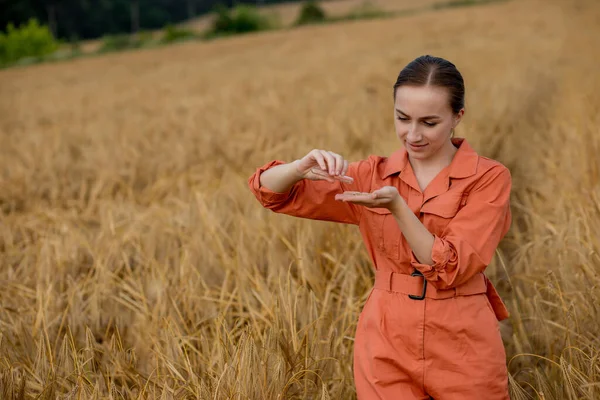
<box><xmin>453</xmin><ymin>108</ymin><xmax>465</xmax><ymax>128</ymax></box>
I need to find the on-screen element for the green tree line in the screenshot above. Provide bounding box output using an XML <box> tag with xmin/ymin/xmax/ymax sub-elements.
<box><xmin>0</xmin><ymin>0</ymin><xmax>304</xmax><ymax>41</ymax></box>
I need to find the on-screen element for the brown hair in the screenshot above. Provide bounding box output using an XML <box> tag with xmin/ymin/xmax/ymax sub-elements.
<box><xmin>393</xmin><ymin>55</ymin><xmax>465</xmax><ymax>114</ymax></box>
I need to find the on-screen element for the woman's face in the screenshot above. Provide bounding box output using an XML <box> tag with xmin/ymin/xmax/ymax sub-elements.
<box><xmin>394</xmin><ymin>85</ymin><xmax>464</xmax><ymax>160</ymax></box>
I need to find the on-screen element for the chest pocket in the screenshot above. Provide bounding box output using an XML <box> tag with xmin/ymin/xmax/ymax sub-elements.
<box><xmin>363</xmin><ymin>191</ymin><xmax>469</xmax><ymax>261</ymax></box>
<box><xmin>420</xmin><ymin>191</ymin><xmax>468</xmax><ymax>234</ymax></box>
<box><xmin>364</xmin><ymin>207</ymin><xmax>402</xmax><ymax>260</ymax></box>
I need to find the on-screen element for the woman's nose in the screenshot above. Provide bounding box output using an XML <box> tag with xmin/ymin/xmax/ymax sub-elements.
<box><xmin>407</xmin><ymin>125</ymin><xmax>422</xmax><ymax>141</ymax></box>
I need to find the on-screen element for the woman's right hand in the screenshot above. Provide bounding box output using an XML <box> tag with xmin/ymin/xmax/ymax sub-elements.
<box><xmin>294</xmin><ymin>149</ymin><xmax>354</xmax><ymax>184</ymax></box>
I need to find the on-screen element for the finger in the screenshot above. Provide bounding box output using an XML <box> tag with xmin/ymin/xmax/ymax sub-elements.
<box><xmin>372</xmin><ymin>187</ymin><xmax>390</xmax><ymax>198</ymax></box>
<box><xmin>372</xmin><ymin>186</ymin><xmax>396</xmax><ymax>199</ymax></box>
<box><xmin>335</xmin><ymin>175</ymin><xmax>354</xmax><ymax>184</ymax></box>
<box><xmin>311</xmin><ymin>168</ymin><xmax>335</xmax><ymax>182</ymax></box>
<box><xmin>337</xmin><ymin>198</ymin><xmax>381</xmax><ymax>207</ymax></box>
<box><xmin>337</xmin><ymin>191</ymin><xmax>367</xmax><ymax>196</ymax></box>
<box><xmin>310</xmin><ymin>167</ymin><xmax>328</xmax><ymax>177</ymax></box>
<box><xmin>327</xmin><ymin>151</ymin><xmax>338</xmax><ymax>175</ymax></box>
<box><xmin>334</xmin><ymin>191</ymin><xmax>361</xmax><ymax>200</ymax></box>
<box><xmin>335</xmin><ymin>192</ymin><xmax>375</xmax><ymax>202</ymax></box>
<box><xmin>310</xmin><ymin>168</ymin><xmax>352</xmax><ymax>183</ymax></box>
<box><xmin>337</xmin><ymin>155</ymin><xmax>345</xmax><ymax>176</ymax></box>
<box><xmin>335</xmin><ymin>193</ymin><xmax>361</xmax><ymax>202</ymax></box>
<box><xmin>372</xmin><ymin>191</ymin><xmax>389</xmax><ymax>200</ymax></box>
<box><xmin>311</xmin><ymin>150</ymin><xmax>327</xmax><ymax>171</ymax></box>
<box><xmin>330</xmin><ymin>152</ymin><xmax>344</xmax><ymax>175</ymax></box>
<box><xmin>322</xmin><ymin>151</ymin><xmax>336</xmax><ymax>175</ymax></box>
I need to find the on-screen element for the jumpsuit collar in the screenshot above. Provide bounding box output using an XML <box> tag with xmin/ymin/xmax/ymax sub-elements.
<box><xmin>382</xmin><ymin>137</ymin><xmax>479</xmax><ymax>180</ymax></box>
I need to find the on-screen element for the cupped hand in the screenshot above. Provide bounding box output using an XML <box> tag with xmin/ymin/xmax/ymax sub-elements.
<box><xmin>335</xmin><ymin>186</ymin><xmax>402</xmax><ymax>211</ymax></box>
<box><xmin>294</xmin><ymin>149</ymin><xmax>354</xmax><ymax>184</ymax></box>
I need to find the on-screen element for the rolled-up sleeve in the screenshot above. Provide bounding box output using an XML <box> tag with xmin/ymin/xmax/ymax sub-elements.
<box><xmin>411</xmin><ymin>166</ymin><xmax>512</xmax><ymax>290</ymax></box>
<box><xmin>248</xmin><ymin>158</ymin><xmax>373</xmax><ymax>225</ymax></box>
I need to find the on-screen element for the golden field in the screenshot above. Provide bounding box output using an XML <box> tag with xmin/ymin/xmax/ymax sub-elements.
<box><xmin>1</xmin><ymin>0</ymin><xmax>599</xmax><ymax>398</ymax></box>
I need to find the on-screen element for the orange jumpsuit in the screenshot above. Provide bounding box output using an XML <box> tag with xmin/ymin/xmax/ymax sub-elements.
<box><xmin>248</xmin><ymin>138</ymin><xmax>511</xmax><ymax>399</ymax></box>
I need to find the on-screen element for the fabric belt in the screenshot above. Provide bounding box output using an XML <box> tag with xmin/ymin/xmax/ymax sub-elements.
<box><xmin>374</xmin><ymin>269</ymin><xmax>488</xmax><ymax>300</ymax></box>
<box><xmin>373</xmin><ymin>269</ymin><xmax>510</xmax><ymax>321</ymax></box>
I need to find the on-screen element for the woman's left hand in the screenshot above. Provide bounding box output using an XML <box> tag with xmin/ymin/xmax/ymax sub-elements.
<box><xmin>335</xmin><ymin>186</ymin><xmax>404</xmax><ymax>212</ymax></box>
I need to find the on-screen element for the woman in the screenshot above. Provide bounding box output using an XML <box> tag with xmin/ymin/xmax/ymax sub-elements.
<box><xmin>248</xmin><ymin>55</ymin><xmax>511</xmax><ymax>400</ymax></box>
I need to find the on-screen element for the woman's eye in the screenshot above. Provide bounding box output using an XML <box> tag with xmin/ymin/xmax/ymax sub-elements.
<box><xmin>397</xmin><ymin>116</ymin><xmax>408</xmax><ymax>121</ymax></box>
<box><xmin>424</xmin><ymin>122</ymin><xmax>437</xmax><ymax>127</ymax></box>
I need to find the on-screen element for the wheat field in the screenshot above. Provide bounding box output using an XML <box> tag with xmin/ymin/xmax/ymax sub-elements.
<box><xmin>1</xmin><ymin>0</ymin><xmax>599</xmax><ymax>398</ymax></box>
